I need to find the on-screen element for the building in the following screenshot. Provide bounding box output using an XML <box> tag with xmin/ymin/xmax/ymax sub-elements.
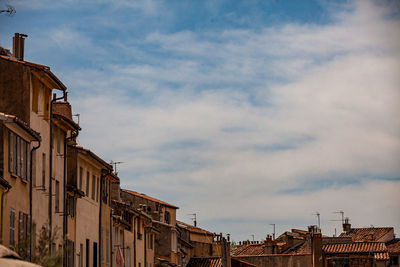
<box><xmin>0</xmin><ymin>112</ymin><xmax>40</xmax><ymax>256</ymax></box>
<box><xmin>121</xmin><ymin>189</ymin><xmax>179</xmax><ymax>267</ymax></box>
<box><xmin>0</xmin><ymin>33</ymin><xmax>68</xmax><ymax>260</ymax></box>
<box><xmin>67</xmin><ymin>144</ymin><xmax>113</xmax><ymax>266</ymax></box>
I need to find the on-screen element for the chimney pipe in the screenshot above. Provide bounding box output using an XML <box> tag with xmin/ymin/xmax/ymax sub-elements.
<box><xmin>12</xmin><ymin>33</ymin><xmax>28</xmax><ymax>61</ymax></box>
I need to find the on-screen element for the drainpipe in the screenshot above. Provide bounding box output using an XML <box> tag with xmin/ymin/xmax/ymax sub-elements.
<box><xmin>1</xmin><ymin>184</ymin><xmax>11</xmax><ymax>248</ymax></box>
<box><xmin>110</xmin><ymin>208</ymin><xmax>113</xmax><ymax>267</ymax></box>
<box><xmin>29</xmin><ymin>139</ymin><xmax>41</xmax><ymax>262</ymax></box>
<box><xmin>133</xmin><ymin>216</ymin><xmax>136</xmax><ymax>267</ymax></box>
<box><xmin>144</xmin><ymin>227</ymin><xmax>147</xmax><ymax>267</ymax></box>
<box><xmin>99</xmin><ymin>169</ymin><xmax>111</xmax><ymax>267</ymax></box>
<box><xmin>63</xmin><ymin>128</ymin><xmax>79</xmax><ymax>267</ymax></box>
<box><xmin>49</xmin><ymin>92</ymin><xmax>65</xmax><ymax>253</ymax></box>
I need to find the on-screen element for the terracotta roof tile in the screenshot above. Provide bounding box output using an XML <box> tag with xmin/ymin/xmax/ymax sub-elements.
<box><xmin>232</xmin><ymin>244</ymin><xmax>265</xmax><ymax>256</ymax></box>
<box><xmin>387</xmin><ymin>238</ymin><xmax>400</xmax><ymax>254</ymax></box>
<box><xmin>121</xmin><ymin>189</ymin><xmax>178</xmax><ymax>209</ymax></box>
<box><xmin>187</xmin><ymin>257</ymin><xmax>221</xmax><ymax>267</ymax></box>
<box><xmin>339</xmin><ymin>227</ymin><xmax>393</xmax><ymax>242</ymax></box>
<box><xmin>176</xmin><ymin>220</ymin><xmax>214</xmax><ymax>235</ymax></box>
<box><xmin>374</xmin><ymin>252</ymin><xmax>389</xmax><ymax>260</ymax></box>
<box><xmin>323</xmin><ymin>242</ymin><xmax>387</xmax><ymax>254</ymax></box>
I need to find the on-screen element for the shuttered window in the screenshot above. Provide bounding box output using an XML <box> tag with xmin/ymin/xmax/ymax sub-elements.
<box><xmin>8</xmin><ymin>131</ymin><xmax>30</xmax><ymax>182</ymax></box>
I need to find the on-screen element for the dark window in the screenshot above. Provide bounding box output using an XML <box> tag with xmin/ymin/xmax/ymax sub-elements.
<box><xmin>86</xmin><ymin>239</ymin><xmax>90</xmax><ymax>267</ymax></box>
<box><xmin>86</xmin><ymin>171</ymin><xmax>90</xmax><ymax>197</ymax></box>
<box><xmin>55</xmin><ymin>180</ymin><xmax>60</xmax><ymax>212</ymax></box>
<box><xmin>93</xmin><ymin>242</ymin><xmax>97</xmax><ymax>267</ymax></box>
<box><xmin>42</xmin><ymin>153</ymin><xmax>46</xmax><ymax>187</ymax></box>
<box><xmin>9</xmin><ymin>209</ymin><xmax>15</xmax><ymax>249</ymax></box>
<box><xmin>67</xmin><ymin>240</ymin><xmax>75</xmax><ymax>267</ymax></box>
<box><xmin>91</xmin><ymin>175</ymin><xmax>96</xmax><ymax>200</ymax></box>
<box><xmin>67</xmin><ymin>194</ymin><xmax>75</xmax><ymax>217</ymax></box>
<box><xmin>18</xmin><ymin>211</ymin><xmax>29</xmax><ymax>254</ymax></box>
<box><xmin>79</xmin><ymin>167</ymin><xmax>83</xmax><ymax>190</ymax></box>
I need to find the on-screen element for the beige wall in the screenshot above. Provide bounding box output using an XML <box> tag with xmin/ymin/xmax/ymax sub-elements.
<box><xmin>74</xmin><ymin>153</ymin><xmax>102</xmax><ymax>267</ymax></box>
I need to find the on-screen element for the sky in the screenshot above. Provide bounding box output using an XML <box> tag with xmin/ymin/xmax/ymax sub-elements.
<box><xmin>1</xmin><ymin>0</ymin><xmax>400</xmax><ymax>242</ymax></box>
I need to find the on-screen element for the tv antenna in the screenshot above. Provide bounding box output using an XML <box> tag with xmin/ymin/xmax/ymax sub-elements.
<box><xmin>313</xmin><ymin>211</ymin><xmax>321</xmax><ymax>230</ymax></box>
<box><xmin>188</xmin><ymin>213</ymin><xmax>197</xmax><ymax>227</ymax></box>
<box><xmin>1</xmin><ymin>5</ymin><xmax>16</xmax><ymax>16</ymax></box>
<box><xmin>333</xmin><ymin>210</ymin><xmax>345</xmax><ymax>224</ymax></box>
<box><xmin>110</xmin><ymin>160</ymin><xmax>123</xmax><ymax>175</ymax></box>
<box><xmin>269</xmin><ymin>224</ymin><xmax>276</xmax><ymax>240</ymax></box>
<box><xmin>250</xmin><ymin>234</ymin><xmax>255</xmax><ymax>241</ymax></box>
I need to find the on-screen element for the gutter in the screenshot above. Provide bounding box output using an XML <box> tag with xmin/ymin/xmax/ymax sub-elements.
<box><xmin>29</xmin><ymin>139</ymin><xmax>41</xmax><ymax>261</ymax></box>
<box><xmin>49</xmin><ymin>92</ymin><xmax>65</xmax><ymax>254</ymax></box>
<box><xmin>63</xmin><ymin>128</ymin><xmax>79</xmax><ymax>267</ymax></box>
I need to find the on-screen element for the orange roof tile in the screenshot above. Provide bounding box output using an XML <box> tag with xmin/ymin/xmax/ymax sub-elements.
<box><xmin>232</xmin><ymin>244</ymin><xmax>265</xmax><ymax>256</ymax></box>
<box><xmin>387</xmin><ymin>239</ymin><xmax>400</xmax><ymax>255</ymax></box>
<box><xmin>323</xmin><ymin>242</ymin><xmax>387</xmax><ymax>254</ymax></box>
<box><xmin>121</xmin><ymin>189</ymin><xmax>178</xmax><ymax>209</ymax></box>
<box><xmin>69</xmin><ymin>144</ymin><xmax>112</xmax><ymax>170</ymax></box>
<box><xmin>374</xmin><ymin>252</ymin><xmax>389</xmax><ymax>260</ymax></box>
<box><xmin>187</xmin><ymin>257</ymin><xmax>221</xmax><ymax>267</ymax></box>
<box><xmin>339</xmin><ymin>227</ymin><xmax>393</xmax><ymax>242</ymax></box>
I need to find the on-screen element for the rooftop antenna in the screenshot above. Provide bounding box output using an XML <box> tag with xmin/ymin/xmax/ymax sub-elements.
<box><xmin>188</xmin><ymin>213</ymin><xmax>197</xmax><ymax>227</ymax></box>
<box><xmin>0</xmin><ymin>4</ymin><xmax>16</xmax><ymax>16</ymax></box>
<box><xmin>313</xmin><ymin>211</ymin><xmax>321</xmax><ymax>230</ymax></box>
<box><xmin>250</xmin><ymin>234</ymin><xmax>255</xmax><ymax>241</ymax></box>
<box><xmin>269</xmin><ymin>224</ymin><xmax>276</xmax><ymax>240</ymax></box>
<box><xmin>110</xmin><ymin>160</ymin><xmax>123</xmax><ymax>175</ymax></box>
<box><xmin>333</xmin><ymin>210</ymin><xmax>345</xmax><ymax>224</ymax></box>
<box><xmin>72</xmin><ymin>114</ymin><xmax>80</xmax><ymax>125</ymax></box>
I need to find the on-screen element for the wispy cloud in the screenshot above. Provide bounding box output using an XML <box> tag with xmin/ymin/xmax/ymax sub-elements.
<box><xmin>1</xmin><ymin>0</ymin><xmax>399</xmax><ymax>239</ymax></box>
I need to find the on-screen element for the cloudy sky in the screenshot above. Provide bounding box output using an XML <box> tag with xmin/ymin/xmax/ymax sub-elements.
<box><xmin>1</xmin><ymin>0</ymin><xmax>400</xmax><ymax>241</ymax></box>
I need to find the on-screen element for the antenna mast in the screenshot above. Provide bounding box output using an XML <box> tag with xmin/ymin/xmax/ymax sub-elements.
<box><xmin>188</xmin><ymin>213</ymin><xmax>197</xmax><ymax>227</ymax></box>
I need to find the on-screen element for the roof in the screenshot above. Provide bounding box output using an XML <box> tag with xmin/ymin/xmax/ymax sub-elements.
<box><xmin>187</xmin><ymin>257</ymin><xmax>221</xmax><ymax>267</ymax></box>
<box><xmin>69</xmin><ymin>144</ymin><xmax>112</xmax><ymax>170</ymax></box>
<box><xmin>0</xmin><ymin>112</ymin><xmax>41</xmax><ymax>141</ymax></box>
<box><xmin>176</xmin><ymin>220</ymin><xmax>214</xmax><ymax>235</ymax></box>
<box><xmin>323</xmin><ymin>242</ymin><xmax>387</xmax><ymax>254</ymax></box>
<box><xmin>0</xmin><ymin>55</ymin><xmax>66</xmax><ymax>91</ymax></box>
<box><xmin>339</xmin><ymin>227</ymin><xmax>393</xmax><ymax>242</ymax></box>
<box><xmin>121</xmin><ymin>189</ymin><xmax>178</xmax><ymax>209</ymax></box>
<box><xmin>232</xmin><ymin>243</ymin><xmax>265</xmax><ymax>256</ymax></box>
<box><xmin>387</xmin><ymin>238</ymin><xmax>400</xmax><ymax>255</ymax></box>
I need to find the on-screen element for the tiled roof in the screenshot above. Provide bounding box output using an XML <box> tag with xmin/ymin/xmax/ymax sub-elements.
<box><xmin>374</xmin><ymin>252</ymin><xmax>389</xmax><ymax>260</ymax></box>
<box><xmin>121</xmin><ymin>189</ymin><xmax>178</xmax><ymax>209</ymax></box>
<box><xmin>176</xmin><ymin>220</ymin><xmax>214</xmax><ymax>235</ymax></box>
<box><xmin>0</xmin><ymin>112</ymin><xmax>41</xmax><ymax>141</ymax></box>
<box><xmin>339</xmin><ymin>227</ymin><xmax>393</xmax><ymax>242</ymax></box>
<box><xmin>323</xmin><ymin>242</ymin><xmax>387</xmax><ymax>254</ymax></box>
<box><xmin>232</xmin><ymin>244</ymin><xmax>265</xmax><ymax>256</ymax></box>
<box><xmin>69</xmin><ymin>144</ymin><xmax>112</xmax><ymax>170</ymax></box>
<box><xmin>387</xmin><ymin>238</ymin><xmax>400</xmax><ymax>254</ymax></box>
<box><xmin>187</xmin><ymin>257</ymin><xmax>221</xmax><ymax>267</ymax></box>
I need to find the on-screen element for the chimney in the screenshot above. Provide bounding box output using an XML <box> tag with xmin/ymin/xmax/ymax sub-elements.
<box><xmin>221</xmin><ymin>237</ymin><xmax>231</xmax><ymax>267</ymax></box>
<box><xmin>342</xmin><ymin>218</ymin><xmax>351</xmax><ymax>233</ymax></box>
<box><xmin>311</xmin><ymin>232</ymin><xmax>323</xmax><ymax>267</ymax></box>
<box><xmin>12</xmin><ymin>33</ymin><xmax>28</xmax><ymax>61</ymax></box>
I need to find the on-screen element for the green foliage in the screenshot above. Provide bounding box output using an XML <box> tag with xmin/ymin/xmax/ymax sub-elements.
<box><xmin>17</xmin><ymin>222</ymin><xmax>63</xmax><ymax>267</ymax></box>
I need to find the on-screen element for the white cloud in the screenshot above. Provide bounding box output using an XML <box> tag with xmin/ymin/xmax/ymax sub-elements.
<box><xmin>20</xmin><ymin>0</ymin><xmax>399</xmax><ymax>239</ymax></box>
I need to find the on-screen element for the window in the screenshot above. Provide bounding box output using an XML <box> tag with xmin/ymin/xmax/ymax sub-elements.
<box><xmin>91</xmin><ymin>175</ymin><xmax>96</xmax><ymax>200</ymax></box>
<box><xmin>8</xmin><ymin>131</ymin><xmax>30</xmax><ymax>181</ymax></box>
<box><xmin>79</xmin><ymin>243</ymin><xmax>84</xmax><ymax>267</ymax></box>
<box><xmin>101</xmin><ymin>227</ymin><xmax>104</xmax><ymax>263</ymax></box>
<box><xmin>150</xmin><ymin>234</ymin><xmax>153</xmax><ymax>250</ymax></box>
<box><xmin>66</xmin><ymin>195</ymin><xmax>75</xmax><ymax>217</ymax></box>
<box><xmin>137</xmin><ymin>218</ymin><xmax>142</xmax><ymax>240</ymax></box>
<box><xmin>79</xmin><ymin>167</ymin><xmax>83</xmax><ymax>190</ymax></box>
<box><xmin>55</xmin><ymin>180</ymin><xmax>60</xmax><ymax>212</ymax></box>
<box><xmin>106</xmin><ymin>228</ymin><xmax>110</xmax><ymax>264</ymax></box>
<box><xmin>86</xmin><ymin>171</ymin><xmax>90</xmax><ymax>196</ymax></box>
<box><xmin>67</xmin><ymin>240</ymin><xmax>75</xmax><ymax>267</ymax></box>
<box><xmin>10</xmin><ymin>209</ymin><xmax>15</xmax><ymax>249</ymax></box>
<box><xmin>171</xmin><ymin>231</ymin><xmax>177</xmax><ymax>253</ymax></box>
<box><xmin>96</xmin><ymin>177</ymin><xmax>99</xmax><ymax>202</ymax></box>
<box><xmin>18</xmin><ymin>211</ymin><xmax>29</xmax><ymax>253</ymax></box>
<box><xmin>164</xmin><ymin>211</ymin><xmax>170</xmax><ymax>224</ymax></box>
<box><xmin>42</xmin><ymin>153</ymin><xmax>46</xmax><ymax>187</ymax></box>
<box><xmin>86</xmin><ymin>239</ymin><xmax>90</xmax><ymax>267</ymax></box>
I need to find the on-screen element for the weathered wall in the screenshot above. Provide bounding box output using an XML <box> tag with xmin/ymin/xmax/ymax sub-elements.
<box><xmin>0</xmin><ymin>59</ymin><xmax>30</xmax><ymax>123</ymax></box>
<box><xmin>233</xmin><ymin>254</ymin><xmax>312</xmax><ymax>267</ymax></box>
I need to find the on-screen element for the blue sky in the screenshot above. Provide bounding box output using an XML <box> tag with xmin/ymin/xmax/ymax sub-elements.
<box><xmin>1</xmin><ymin>0</ymin><xmax>400</xmax><ymax>241</ymax></box>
